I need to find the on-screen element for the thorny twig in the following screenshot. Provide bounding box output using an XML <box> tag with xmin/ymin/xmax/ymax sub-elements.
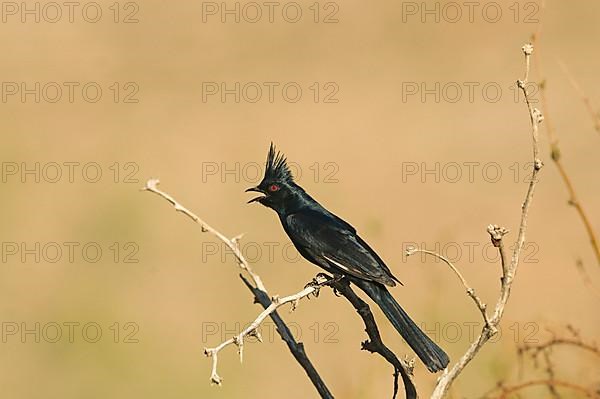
<box><xmin>203</xmin><ymin>275</ymin><xmax>330</xmax><ymax>385</ymax></box>
<box><xmin>142</xmin><ymin>179</ymin><xmax>333</xmax><ymax>398</ymax></box>
<box><xmin>142</xmin><ymin>178</ymin><xmax>267</xmax><ymax>291</ymax></box>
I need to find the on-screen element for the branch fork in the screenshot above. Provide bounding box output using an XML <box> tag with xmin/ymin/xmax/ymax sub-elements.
<box><xmin>202</xmin><ymin>279</ymin><xmax>327</xmax><ymax>386</ymax></box>
<box><xmin>426</xmin><ymin>43</ymin><xmax>544</xmax><ymax>399</ymax></box>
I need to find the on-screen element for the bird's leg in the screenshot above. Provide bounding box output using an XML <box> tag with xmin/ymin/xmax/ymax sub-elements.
<box><xmin>325</xmin><ymin>274</ymin><xmax>347</xmax><ymax>297</ymax></box>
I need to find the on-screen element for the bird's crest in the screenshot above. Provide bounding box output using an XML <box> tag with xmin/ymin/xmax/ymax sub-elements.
<box><xmin>264</xmin><ymin>143</ymin><xmax>294</xmax><ymax>182</ymax></box>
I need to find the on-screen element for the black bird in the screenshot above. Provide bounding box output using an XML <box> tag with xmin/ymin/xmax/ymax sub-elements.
<box><xmin>246</xmin><ymin>144</ymin><xmax>449</xmax><ymax>372</ymax></box>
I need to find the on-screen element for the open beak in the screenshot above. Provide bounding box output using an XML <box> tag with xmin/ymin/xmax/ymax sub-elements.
<box><xmin>245</xmin><ymin>187</ymin><xmax>266</xmax><ymax>204</ymax></box>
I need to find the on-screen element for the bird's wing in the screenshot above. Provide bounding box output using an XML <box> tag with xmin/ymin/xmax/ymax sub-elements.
<box><xmin>286</xmin><ymin>211</ymin><xmax>399</xmax><ymax>287</ymax></box>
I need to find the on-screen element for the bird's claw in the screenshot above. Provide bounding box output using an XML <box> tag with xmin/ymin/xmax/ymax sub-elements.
<box><xmin>304</xmin><ymin>273</ymin><xmax>334</xmax><ymax>298</ymax></box>
<box><xmin>306</xmin><ymin>273</ymin><xmax>331</xmax><ymax>286</ymax></box>
<box><xmin>304</xmin><ymin>274</ymin><xmax>347</xmax><ymax>298</ymax></box>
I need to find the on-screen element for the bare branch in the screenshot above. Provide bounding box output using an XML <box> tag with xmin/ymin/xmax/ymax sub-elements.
<box><xmin>142</xmin><ymin>179</ymin><xmax>333</xmax><ymax>398</ymax></box>
<box><xmin>142</xmin><ymin>178</ymin><xmax>267</xmax><ymax>292</ymax></box>
<box><xmin>519</xmin><ymin>329</ymin><xmax>600</xmax><ymax>361</ymax></box>
<box><xmin>237</xmin><ymin>274</ymin><xmax>334</xmax><ymax>397</ymax></box>
<box><xmin>330</xmin><ymin>278</ymin><xmax>418</xmax><ymax>399</ymax></box>
<box><xmin>405</xmin><ymin>247</ymin><xmax>491</xmax><ymax>329</ymax></box>
<box><xmin>501</xmin><ymin>326</ymin><xmax>600</xmax><ymax>399</ymax></box>
<box><xmin>483</xmin><ymin>379</ymin><xmax>600</xmax><ymax>399</ymax></box>
<box><xmin>430</xmin><ymin>43</ymin><xmax>544</xmax><ymax>399</ymax></box>
<box><xmin>557</xmin><ymin>58</ymin><xmax>600</xmax><ymax>134</ymax></box>
<box><xmin>204</xmin><ymin>276</ymin><xmax>329</xmax><ymax>385</ymax></box>
<box><xmin>573</xmin><ymin>259</ymin><xmax>600</xmax><ymax>299</ymax></box>
<box><xmin>530</xmin><ymin>32</ymin><xmax>600</xmax><ymax>267</ymax></box>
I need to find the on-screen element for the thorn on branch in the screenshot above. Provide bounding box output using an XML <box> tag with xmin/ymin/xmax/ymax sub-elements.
<box><xmin>290</xmin><ymin>298</ymin><xmax>300</xmax><ymax>312</ymax></box>
<box><xmin>231</xmin><ymin>233</ymin><xmax>245</xmax><ymax>247</ymax></box>
<box><xmin>248</xmin><ymin>328</ymin><xmax>263</xmax><ymax>343</ymax></box>
<box><xmin>235</xmin><ymin>335</ymin><xmax>244</xmax><ymax>363</ymax></box>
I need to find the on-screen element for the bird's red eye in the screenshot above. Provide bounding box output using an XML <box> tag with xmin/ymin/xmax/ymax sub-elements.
<box><xmin>268</xmin><ymin>184</ymin><xmax>280</xmax><ymax>192</ymax></box>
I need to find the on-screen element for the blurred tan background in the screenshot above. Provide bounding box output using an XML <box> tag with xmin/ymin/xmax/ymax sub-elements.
<box><xmin>1</xmin><ymin>1</ymin><xmax>599</xmax><ymax>398</ymax></box>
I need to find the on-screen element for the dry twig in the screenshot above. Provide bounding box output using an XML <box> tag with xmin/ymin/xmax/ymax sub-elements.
<box><xmin>203</xmin><ymin>275</ymin><xmax>329</xmax><ymax>385</ymax></box>
<box><xmin>531</xmin><ymin>28</ymin><xmax>600</xmax><ymax>266</ymax></box>
<box><xmin>556</xmin><ymin>59</ymin><xmax>600</xmax><ymax>134</ymax></box>
<box><xmin>405</xmin><ymin>248</ymin><xmax>492</xmax><ymax>329</ymax></box>
<box><xmin>142</xmin><ymin>179</ymin><xmax>333</xmax><ymax>398</ymax></box>
<box><xmin>428</xmin><ymin>43</ymin><xmax>544</xmax><ymax>399</ymax></box>
<box><xmin>490</xmin><ymin>326</ymin><xmax>600</xmax><ymax>399</ymax></box>
<box><xmin>519</xmin><ymin>327</ymin><xmax>600</xmax><ymax>362</ymax></box>
<box><xmin>483</xmin><ymin>379</ymin><xmax>599</xmax><ymax>399</ymax></box>
<box><xmin>142</xmin><ymin>178</ymin><xmax>267</xmax><ymax>291</ymax></box>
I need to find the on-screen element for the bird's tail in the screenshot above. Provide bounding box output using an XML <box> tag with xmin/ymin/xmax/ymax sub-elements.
<box><xmin>353</xmin><ymin>279</ymin><xmax>450</xmax><ymax>373</ymax></box>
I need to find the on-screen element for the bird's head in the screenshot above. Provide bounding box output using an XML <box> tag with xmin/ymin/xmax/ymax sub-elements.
<box><xmin>246</xmin><ymin>143</ymin><xmax>300</xmax><ymax>214</ymax></box>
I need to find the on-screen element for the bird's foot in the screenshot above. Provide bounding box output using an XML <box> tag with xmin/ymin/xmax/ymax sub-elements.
<box><xmin>305</xmin><ymin>274</ymin><xmax>347</xmax><ymax>297</ymax></box>
<box><xmin>304</xmin><ymin>273</ymin><xmax>331</xmax><ymax>298</ymax></box>
<box><xmin>304</xmin><ymin>273</ymin><xmax>337</xmax><ymax>297</ymax></box>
